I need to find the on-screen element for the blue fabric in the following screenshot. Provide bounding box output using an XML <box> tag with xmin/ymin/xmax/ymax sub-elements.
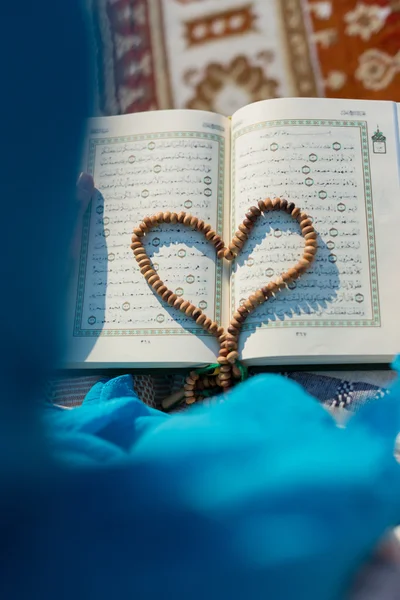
<box><xmin>36</xmin><ymin>370</ymin><xmax>400</xmax><ymax>600</ymax></box>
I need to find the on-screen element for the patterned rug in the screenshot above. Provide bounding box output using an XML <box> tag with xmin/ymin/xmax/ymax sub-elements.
<box><xmin>91</xmin><ymin>0</ymin><xmax>400</xmax><ymax>116</ymax></box>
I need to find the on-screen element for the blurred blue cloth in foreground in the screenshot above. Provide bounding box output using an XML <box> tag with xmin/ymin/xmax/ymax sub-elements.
<box><xmin>40</xmin><ymin>369</ymin><xmax>400</xmax><ymax>600</ymax></box>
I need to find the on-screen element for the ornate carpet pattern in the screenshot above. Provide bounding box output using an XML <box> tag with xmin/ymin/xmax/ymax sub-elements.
<box><xmin>91</xmin><ymin>0</ymin><xmax>400</xmax><ymax>116</ymax></box>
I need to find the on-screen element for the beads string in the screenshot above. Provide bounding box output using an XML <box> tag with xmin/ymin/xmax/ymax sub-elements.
<box><xmin>131</xmin><ymin>198</ymin><xmax>317</xmax><ymax>407</ymax></box>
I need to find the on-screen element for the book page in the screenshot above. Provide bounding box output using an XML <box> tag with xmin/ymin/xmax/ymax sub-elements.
<box><xmin>66</xmin><ymin>110</ymin><xmax>230</xmax><ymax>368</ymax></box>
<box><xmin>230</xmin><ymin>98</ymin><xmax>400</xmax><ymax>364</ymax></box>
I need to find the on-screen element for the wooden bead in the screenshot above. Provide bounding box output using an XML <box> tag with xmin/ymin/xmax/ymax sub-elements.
<box><xmin>227</xmin><ymin>325</ymin><xmax>239</xmax><ymax>336</ymax></box>
<box><xmin>275</xmin><ymin>276</ymin><xmax>285</xmax><ymax>289</ymax></box>
<box><xmin>144</xmin><ymin>269</ymin><xmax>157</xmax><ymax>281</ymax></box>
<box><xmin>163</xmin><ymin>211</ymin><xmax>171</xmax><ymax>223</ymax></box>
<box><xmin>180</xmin><ymin>300</ymin><xmax>190</xmax><ymax>311</ymax></box>
<box><xmin>232</xmin><ymin>311</ymin><xmax>245</xmax><ymax>323</ymax></box>
<box><xmin>219</xmin><ymin>379</ymin><xmax>231</xmax><ymax>388</ymax></box>
<box><xmin>184</xmin><ymin>383</ymin><xmax>194</xmax><ymax>391</ymax></box>
<box><xmin>248</xmin><ymin>206</ymin><xmax>261</xmax><ymax>217</ymax></box>
<box><xmin>155</xmin><ymin>212</ymin><xmax>164</xmax><ymax>222</ymax></box>
<box><xmin>177</xmin><ymin>211</ymin><xmax>186</xmax><ymax>223</ymax></box>
<box><xmin>263</xmin><ymin>198</ymin><xmax>274</xmax><ymax>211</ymax></box>
<box><xmin>143</xmin><ymin>216</ymin><xmax>153</xmax><ymax>229</ymax></box>
<box><xmin>147</xmin><ymin>274</ymin><xmax>159</xmax><ymax>286</ymax></box>
<box><xmin>133</xmin><ymin>227</ymin><xmax>144</xmax><ymax>237</ymax></box>
<box><xmin>214</xmin><ymin>239</ymin><xmax>225</xmax><ymax>251</ymax></box>
<box><xmin>206</xmin><ymin>229</ymin><xmax>217</xmax><ymax>240</ymax></box>
<box><xmin>167</xmin><ymin>293</ymin><xmax>178</xmax><ymax>306</ymax></box>
<box><xmin>184</xmin><ymin>390</ymin><xmax>195</xmax><ymax>398</ymax></box>
<box><xmin>230</xmin><ymin>317</ymin><xmax>242</xmax><ymax>329</ymax></box>
<box><xmin>218</xmin><ymin>355</ymin><xmax>229</xmax><ymax>365</ymax></box>
<box><xmin>219</xmin><ymin>346</ymin><xmax>229</xmax><ymax>357</ymax></box>
<box><xmin>224</xmin><ymin>250</ymin><xmax>235</xmax><ymax>261</ymax></box>
<box><xmin>186</xmin><ymin>376</ymin><xmax>196</xmax><ymax>386</ymax></box>
<box><xmin>225</xmin><ymin>332</ymin><xmax>237</xmax><ymax>343</ymax></box>
<box><xmin>272</xmin><ymin>198</ymin><xmax>282</xmax><ymax>210</ymax></box>
<box><xmin>183</xmin><ymin>214</ymin><xmax>192</xmax><ymax>226</ymax></box>
<box><xmin>258</xmin><ymin>199</ymin><xmax>266</xmax><ymax>211</ymax></box>
<box><xmin>223</xmin><ymin>339</ymin><xmax>237</xmax><ymax>350</ymax></box>
<box><xmin>300</xmin><ymin>219</ymin><xmax>313</xmax><ymax>231</ymax></box>
<box><xmin>244</xmin><ymin>299</ymin><xmax>254</xmax><ymax>311</ymax></box>
<box><xmin>219</xmin><ymin>372</ymin><xmax>231</xmax><ymax>381</ymax></box>
<box><xmin>190</xmin><ymin>216</ymin><xmax>198</xmax><ymax>228</ymax></box>
<box><xmin>256</xmin><ymin>289</ymin><xmax>266</xmax><ymax>302</ymax></box>
<box><xmin>243</xmin><ymin>217</ymin><xmax>254</xmax><ymax>229</ymax></box>
<box><xmin>248</xmin><ymin>294</ymin><xmax>260</xmax><ymax>308</ymax></box>
<box><xmin>238</xmin><ymin>223</ymin><xmax>251</xmax><ymax>235</ymax></box>
<box><xmin>137</xmin><ymin>257</ymin><xmax>151</xmax><ymax>268</ymax></box>
<box><xmin>237</xmin><ymin>305</ymin><xmax>249</xmax><ymax>316</ymax></box>
<box><xmin>153</xmin><ymin>280</ymin><xmax>164</xmax><ymax>291</ymax></box>
<box><xmin>140</xmin><ymin>265</ymin><xmax>152</xmax><ymax>276</ymax></box>
<box><xmin>235</xmin><ymin>230</ymin><xmax>247</xmax><ymax>242</ymax></box>
<box><xmin>231</xmin><ymin>237</ymin><xmax>243</xmax><ymax>249</ymax></box>
<box><xmin>220</xmin><ymin>364</ymin><xmax>231</xmax><ymax>373</ymax></box>
<box><xmin>189</xmin><ymin>371</ymin><xmax>200</xmax><ymax>381</ymax></box>
<box><xmin>305</xmin><ymin>231</ymin><xmax>317</xmax><ymax>241</ymax></box>
<box><xmin>173</xmin><ymin>297</ymin><xmax>184</xmax><ymax>309</ymax></box>
<box><xmin>196</xmin><ymin>219</ymin><xmax>205</xmax><ymax>231</ymax></box>
<box><xmin>291</xmin><ymin>206</ymin><xmax>301</xmax><ymax>219</ymax></box>
<box><xmin>303</xmin><ymin>253</ymin><xmax>315</xmax><ymax>263</ymax></box>
<box><xmin>202</xmin><ymin>223</ymin><xmax>212</xmax><ymax>234</ymax></box>
<box><xmin>133</xmin><ymin>247</ymin><xmax>146</xmax><ymax>257</ymax></box>
<box><xmin>286</xmin><ymin>202</ymin><xmax>295</xmax><ymax>214</ymax></box>
<box><xmin>304</xmin><ymin>245</ymin><xmax>317</xmax><ymax>256</ymax></box>
<box><xmin>280</xmin><ymin>199</ymin><xmax>288</xmax><ymax>212</ymax></box>
<box><xmin>131</xmin><ymin>233</ymin><xmax>140</xmax><ymax>244</ymax></box>
<box><xmin>203</xmin><ymin>317</ymin><xmax>213</xmax><ymax>330</ymax></box>
<box><xmin>185</xmin><ymin>304</ymin><xmax>196</xmax><ymax>316</ymax></box>
<box><xmin>157</xmin><ymin>285</ymin><xmax>168</xmax><ymax>296</ymax></box>
<box><xmin>227</xmin><ymin>350</ymin><xmax>239</xmax><ymax>364</ymax></box>
<box><xmin>301</xmin><ymin>225</ymin><xmax>315</xmax><ymax>236</ymax></box>
<box><xmin>150</xmin><ymin>215</ymin><xmax>159</xmax><ymax>226</ymax></box>
<box><xmin>287</xmin><ymin>267</ymin><xmax>301</xmax><ymax>280</ymax></box>
<box><xmin>170</xmin><ymin>212</ymin><xmax>178</xmax><ymax>224</ymax></box>
<box><xmin>209</xmin><ymin>322</ymin><xmax>219</xmax><ymax>334</ymax></box>
<box><xmin>262</xmin><ymin>281</ymin><xmax>279</xmax><ymax>297</ymax></box>
<box><xmin>299</xmin><ymin>214</ymin><xmax>311</xmax><ymax>225</ymax></box>
<box><xmin>191</xmin><ymin>307</ymin><xmax>202</xmax><ymax>320</ymax></box>
<box><xmin>281</xmin><ymin>271</ymin><xmax>293</xmax><ymax>283</ymax></box>
<box><xmin>130</xmin><ymin>241</ymin><xmax>142</xmax><ymax>251</ymax></box>
<box><xmin>296</xmin><ymin>259</ymin><xmax>310</xmax><ymax>273</ymax></box>
<box><xmin>208</xmin><ymin>233</ymin><xmax>220</xmax><ymax>246</ymax></box>
<box><xmin>217</xmin><ymin>249</ymin><xmax>226</xmax><ymax>259</ymax></box>
<box><xmin>217</xmin><ymin>326</ymin><xmax>225</xmax><ymax>338</ymax></box>
<box><xmin>304</xmin><ymin>238</ymin><xmax>318</xmax><ymax>248</ymax></box>
<box><xmin>245</xmin><ymin>210</ymin><xmax>259</xmax><ymax>222</ymax></box>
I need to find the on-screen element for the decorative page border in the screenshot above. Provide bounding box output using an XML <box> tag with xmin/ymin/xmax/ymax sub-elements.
<box><xmin>231</xmin><ymin>119</ymin><xmax>380</xmax><ymax>329</ymax></box>
<box><xmin>74</xmin><ymin>131</ymin><xmax>225</xmax><ymax>337</ymax></box>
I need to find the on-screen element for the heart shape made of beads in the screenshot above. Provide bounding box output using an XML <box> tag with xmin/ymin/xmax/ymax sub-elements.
<box><xmin>131</xmin><ymin>197</ymin><xmax>317</xmax><ymax>406</ymax></box>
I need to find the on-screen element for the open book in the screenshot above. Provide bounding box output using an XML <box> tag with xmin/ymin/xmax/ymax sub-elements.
<box><xmin>67</xmin><ymin>98</ymin><xmax>400</xmax><ymax>368</ymax></box>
